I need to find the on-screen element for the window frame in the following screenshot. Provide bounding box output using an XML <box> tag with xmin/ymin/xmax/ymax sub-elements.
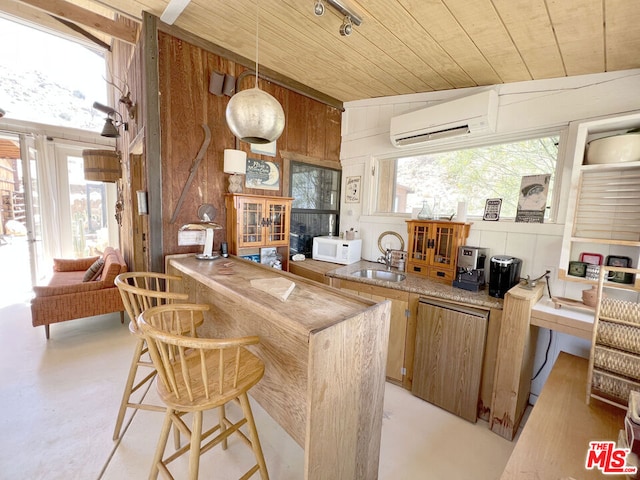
<box><xmin>372</xmin><ymin>127</ymin><xmax>568</xmax><ymax>223</ymax></box>
<box><xmin>288</xmin><ymin>160</ymin><xmax>342</xmax><ymax>256</ymax></box>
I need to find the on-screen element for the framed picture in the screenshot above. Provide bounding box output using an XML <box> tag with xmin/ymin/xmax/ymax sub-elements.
<box><xmin>515</xmin><ymin>174</ymin><xmax>551</xmax><ymax>223</ymax></box>
<box><xmin>245</xmin><ymin>159</ymin><xmax>280</xmax><ymax>190</ymax></box>
<box><xmin>483</xmin><ymin>198</ymin><xmax>502</xmax><ymax>221</ymax></box>
<box><xmin>345</xmin><ymin>176</ymin><xmax>361</xmax><ymax>203</ymax></box>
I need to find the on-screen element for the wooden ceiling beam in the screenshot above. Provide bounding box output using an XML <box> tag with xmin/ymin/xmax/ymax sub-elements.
<box><xmin>17</xmin><ymin>0</ymin><xmax>139</xmax><ymax>44</ymax></box>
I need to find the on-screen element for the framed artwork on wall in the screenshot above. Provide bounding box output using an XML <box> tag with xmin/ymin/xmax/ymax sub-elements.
<box><xmin>245</xmin><ymin>158</ymin><xmax>280</xmax><ymax>190</ymax></box>
<box><xmin>346</xmin><ymin>176</ymin><xmax>361</xmax><ymax>203</ymax></box>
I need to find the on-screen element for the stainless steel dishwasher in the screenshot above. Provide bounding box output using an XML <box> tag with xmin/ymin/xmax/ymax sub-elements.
<box><xmin>412</xmin><ymin>298</ymin><xmax>489</xmax><ymax>423</ymax></box>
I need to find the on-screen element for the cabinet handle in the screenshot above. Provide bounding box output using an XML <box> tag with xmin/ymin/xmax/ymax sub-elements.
<box><xmin>261</xmin><ymin>217</ymin><xmax>273</xmax><ymax>227</ymax></box>
<box><xmin>427</xmin><ymin>239</ymin><xmax>435</xmax><ymax>249</ymax></box>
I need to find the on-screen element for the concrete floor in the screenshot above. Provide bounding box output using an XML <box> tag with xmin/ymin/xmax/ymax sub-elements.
<box><xmin>0</xmin><ymin>238</ymin><xmax>517</xmax><ymax>479</ymax></box>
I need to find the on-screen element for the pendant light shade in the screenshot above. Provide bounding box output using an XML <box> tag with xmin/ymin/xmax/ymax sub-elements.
<box><xmin>226</xmin><ymin>87</ymin><xmax>285</xmax><ymax>144</ymax></box>
<box><xmin>225</xmin><ymin>0</ymin><xmax>285</xmax><ymax>145</ymax></box>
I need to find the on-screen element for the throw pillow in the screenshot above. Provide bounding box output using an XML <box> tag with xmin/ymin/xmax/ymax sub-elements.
<box><xmin>82</xmin><ymin>257</ymin><xmax>105</xmax><ymax>282</ymax></box>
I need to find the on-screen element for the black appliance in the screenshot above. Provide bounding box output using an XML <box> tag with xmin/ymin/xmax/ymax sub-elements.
<box><xmin>489</xmin><ymin>255</ymin><xmax>522</xmax><ymax>298</ymax></box>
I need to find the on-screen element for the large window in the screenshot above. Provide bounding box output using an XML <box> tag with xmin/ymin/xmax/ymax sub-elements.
<box><xmin>377</xmin><ymin>135</ymin><xmax>559</xmax><ymax>220</ymax></box>
<box><xmin>289</xmin><ymin>162</ymin><xmax>341</xmax><ymax>256</ymax></box>
<box><xmin>0</xmin><ymin>17</ymin><xmax>107</xmax><ymax>131</ymax></box>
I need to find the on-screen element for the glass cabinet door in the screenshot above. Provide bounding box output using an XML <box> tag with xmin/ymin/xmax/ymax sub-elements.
<box><xmin>432</xmin><ymin>225</ymin><xmax>456</xmax><ymax>267</ymax></box>
<box><xmin>238</xmin><ymin>198</ymin><xmax>264</xmax><ymax>246</ymax></box>
<box><xmin>267</xmin><ymin>200</ymin><xmax>289</xmax><ymax>244</ymax></box>
<box><xmin>410</xmin><ymin>224</ymin><xmax>430</xmax><ymax>264</ymax></box>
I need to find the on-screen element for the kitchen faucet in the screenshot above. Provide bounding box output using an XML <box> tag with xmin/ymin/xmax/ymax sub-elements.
<box><xmin>377</xmin><ymin>248</ymin><xmax>393</xmax><ymax>270</ymax></box>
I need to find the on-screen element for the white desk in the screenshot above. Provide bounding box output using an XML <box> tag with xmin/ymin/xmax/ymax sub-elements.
<box><xmin>531</xmin><ymin>297</ymin><xmax>594</xmax><ymax>340</ymax></box>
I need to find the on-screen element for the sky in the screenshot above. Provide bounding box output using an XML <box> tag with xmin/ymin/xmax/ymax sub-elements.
<box><xmin>0</xmin><ymin>16</ymin><xmax>107</xmax><ymax>130</ymax></box>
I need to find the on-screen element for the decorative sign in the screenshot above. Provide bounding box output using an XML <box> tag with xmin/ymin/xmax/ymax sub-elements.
<box><xmin>483</xmin><ymin>198</ymin><xmax>502</xmax><ymax>221</ymax></box>
<box><xmin>345</xmin><ymin>176</ymin><xmax>361</xmax><ymax>203</ymax></box>
<box><xmin>245</xmin><ymin>158</ymin><xmax>280</xmax><ymax>190</ymax></box>
<box><xmin>516</xmin><ymin>174</ymin><xmax>551</xmax><ymax>223</ymax></box>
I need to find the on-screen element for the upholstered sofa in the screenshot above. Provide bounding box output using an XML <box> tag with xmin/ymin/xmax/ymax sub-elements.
<box><xmin>31</xmin><ymin>247</ymin><xmax>128</xmax><ymax>339</ymax></box>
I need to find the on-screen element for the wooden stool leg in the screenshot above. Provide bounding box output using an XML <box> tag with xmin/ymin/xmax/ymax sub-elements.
<box><xmin>189</xmin><ymin>411</ymin><xmax>203</xmax><ymax>480</ymax></box>
<box><xmin>150</xmin><ymin>408</ymin><xmax>174</xmax><ymax>480</ymax></box>
<box><xmin>239</xmin><ymin>393</ymin><xmax>269</xmax><ymax>480</ymax></box>
<box><xmin>218</xmin><ymin>404</ymin><xmax>228</xmax><ymax>450</ymax></box>
<box><xmin>113</xmin><ymin>337</ymin><xmax>146</xmax><ymax>440</ymax></box>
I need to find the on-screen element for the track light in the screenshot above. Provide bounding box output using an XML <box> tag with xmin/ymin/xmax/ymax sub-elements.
<box><xmin>314</xmin><ymin>0</ymin><xmax>362</xmax><ymax>36</ymax></box>
<box><xmin>93</xmin><ymin>101</ymin><xmax>128</xmax><ymax>138</ymax></box>
<box><xmin>339</xmin><ymin>15</ymin><xmax>353</xmax><ymax>36</ymax></box>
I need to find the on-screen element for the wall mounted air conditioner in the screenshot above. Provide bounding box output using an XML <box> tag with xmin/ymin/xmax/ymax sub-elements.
<box><xmin>390</xmin><ymin>90</ymin><xmax>499</xmax><ymax>148</ymax></box>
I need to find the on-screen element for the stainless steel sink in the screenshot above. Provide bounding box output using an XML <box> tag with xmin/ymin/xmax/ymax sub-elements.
<box><xmin>350</xmin><ymin>269</ymin><xmax>406</xmax><ymax>282</ymax></box>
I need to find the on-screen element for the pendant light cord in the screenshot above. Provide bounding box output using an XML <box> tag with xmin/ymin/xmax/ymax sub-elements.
<box><xmin>255</xmin><ymin>0</ymin><xmax>259</xmax><ymax>88</ymax></box>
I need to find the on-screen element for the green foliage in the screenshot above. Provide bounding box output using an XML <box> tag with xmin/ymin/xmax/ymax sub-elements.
<box><xmin>391</xmin><ymin>136</ymin><xmax>559</xmax><ymax>218</ymax></box>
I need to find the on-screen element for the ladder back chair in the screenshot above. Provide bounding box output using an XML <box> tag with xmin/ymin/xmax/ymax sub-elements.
<box><xmin>113</xmin><ymin>272</ymin><xmax>204</xmax><ymax>441</ymax></box>
<box><xmin>139</xmin><ymin>303</ymin><xmax>269</xmax><ymax>480</ymax></box>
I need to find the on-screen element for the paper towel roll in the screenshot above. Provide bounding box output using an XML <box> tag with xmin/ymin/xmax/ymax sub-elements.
<box><xmin>456</xmin><ymin>201</ymin><xmax>467</xmax><ymax>222</ymax></box>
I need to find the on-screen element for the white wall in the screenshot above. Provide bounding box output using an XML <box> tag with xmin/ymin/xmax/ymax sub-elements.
<box><xmin>338</xmin><ymin>69</ymin><xmax>640</xmax><ymax>399</ymax></box>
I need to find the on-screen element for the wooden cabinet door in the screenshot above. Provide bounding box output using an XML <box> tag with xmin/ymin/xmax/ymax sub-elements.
<box><xmin>407</xmin><ymin>222</ymin><xmax>432</xmax><ymax>275</ymax></box>
<box><xmin>412</xmin><ymin>300</ymin><xmax>488</xmax><ymax>422</ymax></box>
<box><xmin>236</xmin><ymin>197</ymin><xmax>265</xmax><ymax>247</ymax></box>
<box><xmin>265</xmin><ymin>199</ymin><xmax>291</xmax><ymax>246</ymax></box>
<box><xmin>428</xmin><ymin>223</ymin><xmax>459</xmax><ymax>281</ymax></box>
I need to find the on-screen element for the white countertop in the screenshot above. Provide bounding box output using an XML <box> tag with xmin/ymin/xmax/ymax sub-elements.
<box><xmin>530</xmin><ymin>296</ymin><xmax>594</xmax><ymax>340</ymax></box>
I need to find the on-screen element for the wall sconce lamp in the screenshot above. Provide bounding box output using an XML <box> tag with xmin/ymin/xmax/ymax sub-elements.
<box><xmin>223</xmin><ymin>149</ymin><xmax>247</xmax><ymax>193</ymax></box>
<box><xmin>93</xmin><ymin>101</ymin><xmax>128</xmax><ymax>138</ymax></box>
<box><xmin>179</xmin><ymin>222</ymin><xmax>223</xmax><ymax>260</ymax></box>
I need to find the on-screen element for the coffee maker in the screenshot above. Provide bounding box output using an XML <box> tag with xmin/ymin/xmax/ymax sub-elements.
<box><xmin>489</xmin><ymin>255</ymin><xmax>522</xmax><ymax>298</ymax></box>
<box><xmin>452</xmin><ymin>246</ymin><xmax>488</xmax><ymax>292</ymax></box>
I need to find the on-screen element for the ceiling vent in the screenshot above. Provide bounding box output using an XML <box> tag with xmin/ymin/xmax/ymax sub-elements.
<box><xmin>390</xmin><ymin>90</ymin><xmax>499</xmax><ymax>148</ymax></box>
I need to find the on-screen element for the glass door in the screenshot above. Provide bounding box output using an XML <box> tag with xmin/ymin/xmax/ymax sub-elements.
<box><xmin>432</xmin><ymin>224</ymin><xmax>456</xmax><ymax>267</ymax></box>
<box><xmin>20</xmin><ymin>134</ymin><xmax>47</xmax><ymax>285</ymax></box>
<box><xmin>267</xmin><ymin>200</ymin><xmax>290</xmax><ymax>244</ymax></box>
<box><xmin>238</xmin><ymin>197</ymin><xmax>264</xmax><ymax>247</ymax></box>
<box><xmin>410</xmin><ymin>223</ymin><xmax>430</xmax><ymax>264</ymax></box>
<box><xmin>57</xmin><ymin>146</ymin><xmax>118</xmax><ymax>257</ymax></box>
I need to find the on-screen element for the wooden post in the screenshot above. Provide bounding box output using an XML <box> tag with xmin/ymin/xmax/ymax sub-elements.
<box><xmin>490</xmin><ymin>282</ymin><xmax>544</xmax><ymax>440</ymax></box>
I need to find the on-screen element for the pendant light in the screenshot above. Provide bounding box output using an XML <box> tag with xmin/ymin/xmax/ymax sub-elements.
<box><xmin>225</xmin><ymin>0</ymin><xmax>285</xmax><ymax>144</ymax></box>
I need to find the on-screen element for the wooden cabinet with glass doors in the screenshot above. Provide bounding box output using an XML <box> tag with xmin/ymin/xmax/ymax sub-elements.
<box><xmin>406</xmin><ymin>220</ymin><xmax>470</xmax><ymax>283</ymax></box>
<box><xmin>225</xmin><ymin>194</ymin><xmax>293</xmax><ymax>271</ymax></box>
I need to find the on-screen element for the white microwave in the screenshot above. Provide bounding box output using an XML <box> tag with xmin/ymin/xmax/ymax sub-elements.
<box><xmin>312</xmin><ymin>236</ymin><xmax>362</xmax><ymax>265</ymax></box>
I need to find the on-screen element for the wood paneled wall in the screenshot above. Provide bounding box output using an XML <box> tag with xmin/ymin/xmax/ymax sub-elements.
<box><xmin>113</xmin><ymin>20</ymin><xmax>342</xmax><ymax>271</ymax></box>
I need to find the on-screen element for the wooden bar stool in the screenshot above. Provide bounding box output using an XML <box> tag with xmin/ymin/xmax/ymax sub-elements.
<box><xmin>113</xmin><ymin>272</ymin><xmax>204</xmax><ymax>441</ymax></box>
<box><xmin>139</xmin><ymin>303</ymin><xmax>269</xmax><ymax>480</ymax></box>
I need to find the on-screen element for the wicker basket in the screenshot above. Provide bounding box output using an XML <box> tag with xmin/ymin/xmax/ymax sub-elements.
<box><xmin>600</xmin><ymin>298</ymin><xmax>640</xmax><ymax>325</ymax></box>
<box><xmin>592</xmin><ymin>369</ymin><xmax>640</xmax><ymax>405</ymax></box>
<box><xmin>594</xmin><ymin>345</ymin><xmax>640</xmax><ymax>379</ymax></box>
<box><xmin>597</xmin><ymin>321</ymin><xmax>640</xmax><ymax>355</ymax></box>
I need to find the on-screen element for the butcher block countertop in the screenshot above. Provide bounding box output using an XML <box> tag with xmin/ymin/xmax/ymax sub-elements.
<box><xmin>170</xmin><ymin>255</ymin><xmax>378</xmax><ymax>335</ymax></box>
<box><xmin>322</xmin><ymin>259</ymin><xmax>504</xmax><ymax>310</ymax></box>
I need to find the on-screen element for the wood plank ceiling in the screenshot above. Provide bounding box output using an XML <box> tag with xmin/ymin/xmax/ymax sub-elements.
<box><xmin>3</xmin><ymin>0</ymin><xmax>640</xmax><ymax>106</ymax></box>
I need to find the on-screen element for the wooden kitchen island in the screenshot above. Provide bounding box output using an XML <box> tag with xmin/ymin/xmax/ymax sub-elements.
<box><xmin>166</xmin><ymin>254</ymin><xmax>391</xmax><ymax>480</ymax></box>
